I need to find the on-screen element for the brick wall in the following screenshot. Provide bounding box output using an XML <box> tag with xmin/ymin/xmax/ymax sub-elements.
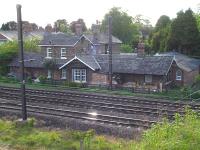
<box><xmin>10</xmin><ymin>67</ymin><xmax>46</xmax><ymax>79</ymax></box>
<box><xmin>90</xmin><ymin>72</ymin><xmax>108</xmax><ymax>85</ymax></box>
<box><xmin>40</xmin><ymin>37</ymin><xmax>121</xmax><ymax>58</ymax></box>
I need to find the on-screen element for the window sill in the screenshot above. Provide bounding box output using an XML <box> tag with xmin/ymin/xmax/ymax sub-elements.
<box><xmin>61</xmin><ymin>57</ymin><xmax>67</xmax><ymax>59</ymax></box>
<box><xmin>61</xmin><ymin>77</ymin><xmax>67</xmax><ymax>80</ymax></box>
<box><xmin>73</xmin><ymin>80</ymin><xmax>86</xmax><ymax>83</ymax></box>
<box><xmin>45</xmin><ymin>57</ymin><xmax>52</xmax><ymax>59</ymax></box>
<box><xmin>176</xmin><ymin>79</ymin><xmax>182</xmax><ymax>81</ymax></box>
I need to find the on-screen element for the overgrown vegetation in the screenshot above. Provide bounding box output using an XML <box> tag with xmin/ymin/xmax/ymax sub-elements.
<box><xmin>120</xmin><ymin>44</ymin><xmax>133</xmax><ymax>53</ymax></box>
<box><xmin>135</xmin><ymin>109</ymin><xmax>200</xmax><ymax>150</ymax></box>
<box><xmin>0</xmin><ymin>39</ymin><xmax>40</xmax><ymax>75</ymax></box>
<box><xmin>0</xmin><ymin>118</ymin><xmax>133</xmax><ymax>150</ymax></box>
<box><xmin>0</xmin><ymin>109</ymin><xmax>200</xmax><ymax>149</ymax></box>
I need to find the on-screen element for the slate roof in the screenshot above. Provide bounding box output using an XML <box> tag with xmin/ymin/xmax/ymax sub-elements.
<box><xmin>39</xmin><ymin>32</ymin><xmax>122</xmax><ymax>46</ymax></box>
<box><xmin>0</xmin><ymin>31</ymin><xmax>45</xmax><ymax>41</ymax></box>
<box><xmin>84</xmin><ymin>34</ymin><xmax>122</xmax><ymax>44</ymax></box>
<box><xmin>94</xmin><ymin>54</ymin><xmax>173</xmax><ymax>75</ymax></box>
<box><xmin>9</xmin><ymin>52</ymin><xmax>44</xmax><ymax>68</ymax></box>
<box><xmin>40</xmin><ymin>32</ymin><xmax>80</xmax><ymax>46</ymax></box>
<box><xmin>59</xmin><ymin>55</ymin><xmax>101</xmax><ymax>71</ymax></box>
<box><xmin>156</xmin><ymin>52</ymin><xmax>200</xmax><ymax>72</ymax></box>
<box><xmin>10</xmin><ymin>52</ymin><xmax>173</xmax><ymax>75</ymax></box>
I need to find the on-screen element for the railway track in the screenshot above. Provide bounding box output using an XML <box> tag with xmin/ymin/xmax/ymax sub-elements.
<box><xmin>0</xmin><ymin>86</ymin><xmax>199</xmax><ymax>128</ymax></box>
<box><xmin>0</xmin><ymin>100</ymin><xmax>155</xmax><ymax>128</ymax></box>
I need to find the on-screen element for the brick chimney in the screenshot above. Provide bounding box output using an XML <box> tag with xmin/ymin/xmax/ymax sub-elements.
<box><xmin>137</xmin><ymin>41</ymin><xmax>145</xmax><ymax>56</ymax></box>
<box><xmin>91</xmin><ymin>20</ymin><xmax>100</xmax><ymax>34</ymax></box>
<box><xmin>91</xmin><ymin>21</ymin><xmax>100</xmax><ymax>44</ymax></box>
<box><xmin>75</xmin><ymin>23</ymin><xmax>83</xmax><ymax>36</ymax></box>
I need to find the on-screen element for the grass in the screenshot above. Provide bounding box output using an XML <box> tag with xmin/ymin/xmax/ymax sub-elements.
<box><xmin>1</xmin><ymin>109</ymin><xmax>200</xmax><ymax>150</ymax></box>
<box><xmin>0</xmin><ymin>118</ymin><xmax>134</xmax><ymax>150</ymax></box>
<box><xmin>0</xmin><ymin>77</ymin><xmax>195</xmax><ymax>101</ymax></box>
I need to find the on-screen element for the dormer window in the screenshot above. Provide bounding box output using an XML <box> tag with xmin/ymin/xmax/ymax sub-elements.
<box><xmin>176</xmin><ymin>69</ymin><xmax>182</xmax><ymax>81</ymax></box>
<box><xmin>46</xmin><ymin>48</ymin><xmax>52</xmax><ymax>58</ymax></box>
<box><xmin>61</xmin><ymin>48</ymin><xmax>67</xmax><ymax>59</ymax></box>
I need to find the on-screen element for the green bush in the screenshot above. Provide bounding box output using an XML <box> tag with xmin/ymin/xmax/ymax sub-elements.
<box><xmin>0</xmin><ymin>39</ymin><xmax>40</xmax><ymax>75</ymax></box>
<box><xmin>120</xmin><ymin>44</ymin><xmax>133</xmax><ymax>53</ymax></box>
<box><xmin>38</xmin><ymin>75</ymin><xmax>47</xmax><ymax>84</ymax></box>
<box><xmin>67</xmin><ymin>82</ymin><xmax>82</xmax><ymax>88</ymax></box>
<box><xmin>26</xmin><ymin>76</ymin><xmax>33</xmax><ymax>84</ymax></box>
<box><xmin>136</xmin><ymin>109</ymin><xmax>200</xmax><ymax>150</ymax></box>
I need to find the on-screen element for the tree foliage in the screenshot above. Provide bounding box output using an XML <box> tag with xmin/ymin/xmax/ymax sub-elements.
<box><xmin>149</xmin><ymin>15</ymin><xmax>171</xmax><ymax>52</ymax></box>
<box><xmin>168</xmin><ymin>9</ymin><xmax>200</xmax><ymax>55</ymax></box>
<box><xmin>1</xmin><ymin>21</ymin><xmax>17</xmax><ymax>30</ymax></box>
<box><xmin>101</xmin><ymin>7</ymin><xmax>140</xmax><ymax>47</ymax></box>
<box><xmin>136</xmin><ymin>109</ymin><xmax>200</xmax><ymax>150</ymax></box>
<box><xmin>54</xmin><ymin>19</ymin><xmax>71</xmax><ymax>33</ymax></box>
<box><xmin>0</xmin><ymin>39</ymin><xmax>40</xmax><ymax>75</ymax></box>
<box><xmin>120</xmin><ymin>44</ymin><xmax>133</xmax><ymax>53</ymax></box>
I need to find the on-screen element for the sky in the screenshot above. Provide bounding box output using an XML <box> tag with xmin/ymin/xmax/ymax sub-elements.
<box><xmin>0</xmin><ymin>0</ymin><xmax>199</xmax><ymax>28</ymax></box>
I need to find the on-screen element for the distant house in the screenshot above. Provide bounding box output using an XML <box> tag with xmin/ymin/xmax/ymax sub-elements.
<box><xmin>155</xmin><ymin>52</ymin><xmax>200</xmax><ymax>86</ymax></box>
<box><xmin>0</xmin><ymin>31</ymin><xmax>44</xmax><ymax>44</ymax></box>
<box><xmin>8</xmin><ymin>23</ymin><xmax>200</xmax><ymax>91</ymax></box>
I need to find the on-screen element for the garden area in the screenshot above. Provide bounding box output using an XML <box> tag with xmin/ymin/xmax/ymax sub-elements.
<box><xmin>0</xmin><ymin>75</ymin><xmax>199</xmax><ymax>101</ymax></box>
<box><xmin>0</xmin><ymin>109</ymin><xmax>200</xmax><ymax>150</ymax></box>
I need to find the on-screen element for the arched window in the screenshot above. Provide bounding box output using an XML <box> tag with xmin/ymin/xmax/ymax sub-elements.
<box><xmin>176</xmin><ymin>69</ymin><xmax>182</xmax><ymax>81</ymax></box>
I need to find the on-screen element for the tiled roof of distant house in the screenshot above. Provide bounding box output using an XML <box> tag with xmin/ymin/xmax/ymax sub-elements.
<box><xmin>10</xmin><ymin>52</ymin><xmax>174</xmax><ymax>76</ymax></box>
<box><xmin>59</xmin><ymin>55</ymin><xmax>101</xmax><ymax>71</ymax></box>
<box><xmin>94</xmin><ymin>54</ymin><xmax>174</xmax><ymax>75</ymax></box>
<box><xmin>84</xmin><ymin>33</ymin><xmax>122</xmax><ymax>44</ymax></box>
<box><xmin>39</xmin><ymin>32</ymin><xmax>122</xmax><ymax>46</ymax></box>
<box><xmin>9</xmin><ymin>52</ymin><xmax>44</xmax><ymax>68</ymax></box>
<box><xmin>40</xmin><ymin>32</ymin><xmax>80</xmax><ymax>46</ymax></box>
<box><xmin>0</xmin><ymin>31</ymin><xmax>45</xmax><ymax>41</ymax></box>
<box><xmin>155</xmin><ymin>51</ymin><xmax>200</xmax><ymax>72</ymax></box>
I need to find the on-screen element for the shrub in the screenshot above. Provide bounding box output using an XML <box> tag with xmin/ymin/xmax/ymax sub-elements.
<box><xmin>120</xmin><ymin>44</ymin><xmax>133</xmax><ymax>53</ymax></box>
<box><xmin>27</xmin><ymin>76</ymin><xmax>33</xmax><ymax>84</ymax></box>
<box><xmin>38</xmin><ymin>75</ymin><xmax>47</xmax><ymax>84</ymax></box>
<box><xmin>136</xmin><ymin>109</ymin><xmax>200</xmax><ymax>150</ymax></box>
<box><xmin>67</xmin><ymin>82</ymin><xmax>82</xmax><ymax>88</ymax></box>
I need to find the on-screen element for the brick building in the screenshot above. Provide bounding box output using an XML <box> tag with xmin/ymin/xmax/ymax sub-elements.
<box><xmin>8</xmin><ymin>23</ymin><xmax>200</xmax><ymax>91</ymax></box>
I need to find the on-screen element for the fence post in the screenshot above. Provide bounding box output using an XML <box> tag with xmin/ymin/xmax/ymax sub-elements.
<box><xmin>132</xmin><ymin>87</ymin><xmax>134</xmax><ymax>93</ymax></box>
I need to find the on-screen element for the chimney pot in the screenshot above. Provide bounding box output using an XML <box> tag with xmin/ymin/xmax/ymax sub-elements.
<box><xmin>137</xmin><ymin>41</ymin><xmax>145</xmax><ymax>56</ymax></box>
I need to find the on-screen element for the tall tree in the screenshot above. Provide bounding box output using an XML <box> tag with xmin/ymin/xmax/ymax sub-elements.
<box><xmin>70</xmin><ymin>19</ymin><xmax>87</xmax><ymax>33</ymax></box>
<box><xmin>168</xmin><ymin>9</ymin><xmax>200</xmax><ymax>55</ymax></box>
<box><xmin>101</xmin><ymin>7</ymin><xmax>140</xmax><ymax>47</ymax></box>
<box><xmin>150</xmin><ymin>15</ymin><xmax>171</xmax><ymax>52</ymax></box>
<box><xmin>1</xmin><ymin>21</ymin><xmax>17</xmax><ymax>30</ymax></box>
<box><xmin>54</xmin><ymin>19</ymin><xmax>71</xmax><ymax>33</ymax></box>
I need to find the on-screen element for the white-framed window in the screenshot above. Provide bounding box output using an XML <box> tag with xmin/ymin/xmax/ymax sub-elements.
<box><xmin>61</xmin><ymin>69</ymin><xmax>67</xmax><ymax>79</ymax></box>
<box><xmin>176</xmin><ymin>70</ymin><xmax>182</xmax><ymax>81</ymax></box>
<box><xmin>61</xmin><ymin>48</ymin><xmax>67</xmax><ymax>59</ymax></box>
<box><xmin>145</xmin><ymin>75</ymin><xmax>152</xmax><ymax>83</ymax></box>
<box><xmin>46</xmin><ymin>48</ymin><xmax>52</xmax><ymax>58</ymax></box>
<box><xmin>47</xmin><ymin>70</ymin><xmax>52</xmax><ymax>79</ymax></box>
<box><xmin>72</xmin><ymin>69</ymin><xmax>86</xmax><ymax>83</ymax></box>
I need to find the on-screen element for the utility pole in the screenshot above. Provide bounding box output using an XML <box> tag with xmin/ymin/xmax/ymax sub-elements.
<box><xmin>17</xmin><ymin>4</ymin><xmax>27</xmax><ymax>120</ymax></box>
<box><xmin>108</xmin><ymin>16</ymin><xmax>112</xmax><ymax>90</ymax></box>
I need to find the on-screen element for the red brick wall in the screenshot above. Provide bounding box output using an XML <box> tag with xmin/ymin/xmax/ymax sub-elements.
<box><xmin>40</xmin><ymin>38</ymin><xmax>121</xmax><ymax>58</ymax></box>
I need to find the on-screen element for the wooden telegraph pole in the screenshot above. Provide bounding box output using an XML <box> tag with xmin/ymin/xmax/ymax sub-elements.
<box><xmin>108</xmin><ymin>16</ymin><xmax>113</xmax><ymax>90</ymax></box>
<box><xmin>17</xmin><ymin>4</ymin><xmax>27</xmax><ymax>120</ymax></box>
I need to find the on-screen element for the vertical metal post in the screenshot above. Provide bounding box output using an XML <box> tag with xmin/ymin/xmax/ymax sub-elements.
<box><xmin>17</xmin><ymin>4</ymin><xmax>27</xmax><ymax>120</ymax></box>
<box><xmin>108</xmin><ymin>16</ymin><xmax>112</xmax><ymax>90</ymax></box>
